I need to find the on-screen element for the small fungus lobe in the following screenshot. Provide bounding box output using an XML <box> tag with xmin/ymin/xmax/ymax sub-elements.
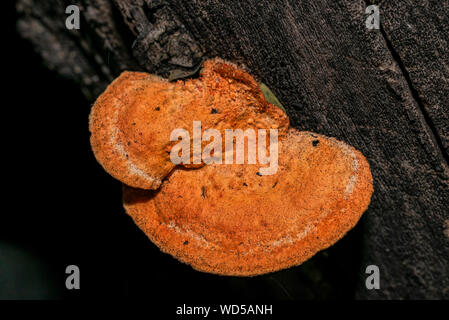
<box><xmin>91</xmin><ymin>58</ymin><xmax>374</xmax><ymax>276</ymax></box>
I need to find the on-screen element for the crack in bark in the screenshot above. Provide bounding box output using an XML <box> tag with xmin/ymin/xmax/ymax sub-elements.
<box><xmin>376</xmin><ymin>20</ymin><xmax>449</xmax><ymax>167</ymax></box>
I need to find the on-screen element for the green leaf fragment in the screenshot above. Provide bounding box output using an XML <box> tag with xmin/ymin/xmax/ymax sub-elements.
<box><xmin>258</xmin><ymin>82</ymin><xmax>286</xmax><ymax>113</ymax></box>
<box><xmin>168</xmin><ymin>63</ymin><xmax>202</xmax><ymax>82</ymax></box>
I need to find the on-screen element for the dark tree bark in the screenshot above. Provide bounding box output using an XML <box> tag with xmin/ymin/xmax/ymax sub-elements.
<box><xmin>16</xmin><ymin>0</ymin><xmax>449</xmax><ymax>299</ymax></box>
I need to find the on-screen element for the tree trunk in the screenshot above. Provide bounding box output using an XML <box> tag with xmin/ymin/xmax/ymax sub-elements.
<box><xmin>16</xmin><ymin>0</ymin><xmax>449</xmax><ymax>299</ymax></box>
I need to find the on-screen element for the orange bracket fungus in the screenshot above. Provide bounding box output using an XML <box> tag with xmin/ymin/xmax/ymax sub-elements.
<box><xmin>89</xmin><ymin>59</ymin><xmax>288</xmax><ymax>189</ymax></box>
<box><xmin>89</xmin><ymin>58</ymin><xmax>373</xmax><ymax>276</ymax></box>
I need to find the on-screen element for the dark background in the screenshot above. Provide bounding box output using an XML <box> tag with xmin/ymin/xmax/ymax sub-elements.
<box><xmin>1</xmin><ymin>2</ymin><xmax>366</xmax><ymax>300</ymax></box>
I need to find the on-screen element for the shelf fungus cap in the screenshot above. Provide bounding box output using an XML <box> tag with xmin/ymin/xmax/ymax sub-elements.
<box><xmin>123</xmin><ymin>129</ymin><xmax>373</xmax><ymax>276</ymax></box>
<box><xmin>89</xmin><ymin>59</ymin><xmax>289</xmax><ymax>189</ymax></box>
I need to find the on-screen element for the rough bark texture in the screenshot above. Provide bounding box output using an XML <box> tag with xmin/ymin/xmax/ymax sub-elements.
<box><xmin>16</xmin><ymin>0</ymin><xmax>449</xmax><ymax>299</ymax></box>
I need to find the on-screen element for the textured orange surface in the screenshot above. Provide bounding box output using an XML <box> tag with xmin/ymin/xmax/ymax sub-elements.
<box><xmin>89</xmin><ymin>58</ymin><xmax>373</xmax><ymax>276</ymax></box>
<box><xmin>123</xmin><ymin>130</ymin><xmax>373</xmax><ymax>276</ymax></box>
<box><xmin>89</xmin><ymin>59</ymin><xmax>288</xmax><ymax>189</ymax></box>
